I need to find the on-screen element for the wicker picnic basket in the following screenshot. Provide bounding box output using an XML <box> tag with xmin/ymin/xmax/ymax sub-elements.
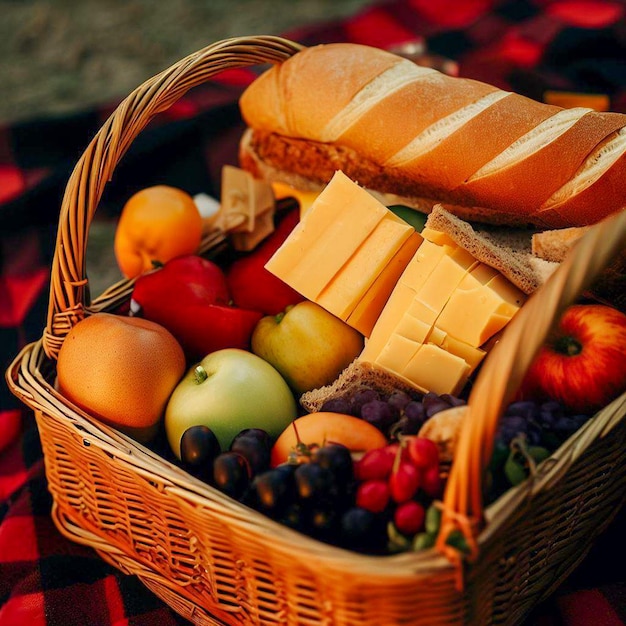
<box><xmin>6</xmin><ymin>35</ymin><xmax>626</xmax><ymax>626</ymax></box>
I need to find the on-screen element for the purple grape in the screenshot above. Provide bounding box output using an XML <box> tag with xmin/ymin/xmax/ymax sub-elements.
<box><xmin>439</xmin><ymin>394</ymin><xmax>466</xmax><ymax>407</ymax></box>
<box><xmin>213</xmin><ymin>452</ymin><xmax>251</xmax><ymax>500</ymax></box>
<box><xmin>404</xmin><ymin>400</ymin><xmax>426</xmax><ymax>422</ymax></box>
<box><xmin>552</xmin><ymin>415</ymin><xmax>588</xmax><ymax>438</ymax></box>
<box><xmin>395</xmin><ymin>400</ymin><xmax>427</xmax><ymax>436</ymax></box>
<box><xmin>504</xmin><ymin>400</ymin><xmax>540</xmax><ymax>421</ymax></box>
<box><xmin>295</xmin><ymin>462</ymin><xmax>336</xmax><ymax>504</ymax></box>
<box><xmin>360</xmin><ymin>399</ymin><xmax>397</xmax><ymax>431</ymax></box>
<box><xmin>320</xmin><ymin>397</ymin><xmax>352</xmax><ymax>414</ymax></box>
<box><xmin>422</xmin><ymin>392</ymin><xmax>452</xmax><ymax>418</ymax></box>
<box><xmin>350</xmin><ymin>389</ymin><xmax>380</xmax><ymax>416</ymax></box>
<box><xmin>339</xmin><ymin>507</ymin><xmax>387</xmax><ymax>553</ymax></box>
<box><xmin>230</xmin><ymin>428</ymin><xmax>271</xmax><ymax>476</ymax></box>
<box><xmin>387</xmin><ymin>390</ymin><xmax>413</xmax><ymax>411</ymax></box>
<box><xmin>312</xmin><ymin>444</ymin><xmax>355</xmax><ymax>488</ymax></box>
<box><xmin>252</xmin><ymin>467</ymin><xmax>297</xmax><ymax>515</ymax></box>
<box><xmin>496</xmin><ymin>414</ymin><xmax>541</xmax><ymax>446</ymax></box>
<box><xmin>180</xmin><ymin>425</ymin><xmax>222</xmax><ymax>478</ymax></box>
<box><xmin>538</xmin><ymin>400</ymin><xmax>566</xmax><ymax>428</ymax></box>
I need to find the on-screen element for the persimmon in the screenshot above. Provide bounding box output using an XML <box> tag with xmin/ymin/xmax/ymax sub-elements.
<box><xmin>56</xmin><ymin>312</ymin><xmax>186</xmax><ymax>443</ymax></box>
<box><xmin>270</xmin><ymin>412</ymin><xmax>387</xmax><ymax>467</ymax></box>
<box><xmin>114</xmin><ymin>185</ymin><xmax>203</xmax><ymax>278</ymax></box>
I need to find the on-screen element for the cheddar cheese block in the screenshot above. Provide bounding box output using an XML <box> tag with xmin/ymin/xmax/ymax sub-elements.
<box><xmin>360</xmin><ymin>227</ymin><xmax>526</xmax><ymax>395</ymax></box>
<box><xmin>265</xmin><ymin>171</ymin><xmax>422</xmax><ymax>336</ymax></box>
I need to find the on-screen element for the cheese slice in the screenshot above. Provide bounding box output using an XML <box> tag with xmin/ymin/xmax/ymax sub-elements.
<box><xmin>346</xmin><ymin>231</ymin><xmax>422</xmax><ymax>336</ymax></box>
<box><xmin>317</xmin><ymin>215</ymin><xmax>418</xmax><ymax>319</ymax></box>
<box><xmin>420</xmin><ymin>227</ymin><xmax>457</xmax><ymax>247</ymax></box>
<box><xmin>376</xmin><ymin>334</ymin><xmax>423</xmax><ymax>379</ymax></box>
<box><xmin>403</xmin><ymin>344</ymin><xmax>471</xmax><ymax>397</ymax></box>
<box><xmin>429</xmin><ymin>330</ymin><xmax>486</xmax><ymax>375</ymax></box>
<box><xmin>413</xmin><ymin>247</ymin><xmax>477</xmax><ymax>312</ymax></box>
<box><xmin>436</xmin><ymin>266</ymin><xmax>525</xmax><ymax>346</ymax></box>
<box><xmin>361</xmin><ymin>282</ymin><xmax>416</xmax><ymax>361</ymax></box>
<box><xmin>266</xmin><ymin>171</ymin><xmax>421</xmax><ymax>331</ymax></box>
<box><xmin>398</xmin><ymin>239</ymin><xmax>451</xmax><ymax>291</ymax></box>
<box><xmin>265</xmin><ymin>178</ymin><xmax>386</xmax><ymax>300</ymax></box>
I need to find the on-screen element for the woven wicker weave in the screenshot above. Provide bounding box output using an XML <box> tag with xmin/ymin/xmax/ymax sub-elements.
<box><xmin>6</xmin><ymin>36</ymin><xmax>626</xmax><ymax>626</ymax></box>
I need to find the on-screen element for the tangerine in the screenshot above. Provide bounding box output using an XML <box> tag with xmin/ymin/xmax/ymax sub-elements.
<box><xmin>114</xmin><ymin>185</ymin><xmax>203</xmax><ymax>278</ymax></box>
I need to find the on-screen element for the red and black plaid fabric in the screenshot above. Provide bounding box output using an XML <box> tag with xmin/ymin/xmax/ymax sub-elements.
<box><xmin>1</xmin><ymin>1</ymin><xmax>625</xmax><ymax>624</ymax></box>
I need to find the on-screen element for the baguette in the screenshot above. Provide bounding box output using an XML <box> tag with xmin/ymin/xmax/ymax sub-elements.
<box><xmin>239</xmin><ymin>43</ymin><xmax>626</xmax><ymax>229</ymax></box>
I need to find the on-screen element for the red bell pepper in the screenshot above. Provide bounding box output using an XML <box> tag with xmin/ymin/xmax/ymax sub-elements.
<box><xmin>131</xmin><ymin>255</ymin><xmax>262</xmax><ymax>362</ymax></box>
<box><xmin>226</xmin><ymin>208</ymin><xmax>305</xmax><ymax>315</ymax></box>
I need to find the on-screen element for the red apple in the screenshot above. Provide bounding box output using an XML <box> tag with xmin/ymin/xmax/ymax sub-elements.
<box><xmin>519</xmin><ymin>304</ymin><xmax>626</xmax><ymax>414</ymax></box>
<box><xmin>132</xmin><ymin>255</ymin><xmax>231</xmax><ymax>309</ymax></box>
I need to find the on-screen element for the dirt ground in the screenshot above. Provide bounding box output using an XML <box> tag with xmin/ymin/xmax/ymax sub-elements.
<box><xmin>0</xmin><ymin>0</ymin><xmax>373</xmax><ymax>124</ymax></box>
<box><xmin>1</xmin><ymin>0</ymin><xmax>374</xmax><ymax>294</ymax></box>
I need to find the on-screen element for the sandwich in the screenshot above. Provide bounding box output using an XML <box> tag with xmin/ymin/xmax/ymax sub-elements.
<box><xmin>238</xmin><ymin>42</ymin><xmax>626</xmax><ymax>230</ymax></box>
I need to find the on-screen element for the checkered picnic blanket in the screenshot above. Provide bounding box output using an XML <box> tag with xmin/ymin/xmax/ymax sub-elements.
<box><xmin>2</xmin><ymin>1</ymin><xmax>625</xmax><ymax>624</ymax></box>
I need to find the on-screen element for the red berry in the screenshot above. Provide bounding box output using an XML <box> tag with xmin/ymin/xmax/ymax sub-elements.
<box><xmin>407</xmin><ymin>437</ymin><xmax>439</xmax><ymax>470</ymax></box>
<box><xmin>355</xmin><ymin>445</ymin><xmax>397</xmax><ymax>481</ymax></box>
<box><xmin>356</xmin><ymin>479</ymin><xmax>390</xmax><ymax>513</ymax></box>
<box><xmin>422</xmin><ymin>465</ymin><xmax>443</xmax><ymax>498</ymax></box>
<box><xmin>394</xmin><ymin>500</ymin><xmax>426</xmax><ymax>535</ymax></box>
<box><xmin>389</xmin><ymin>461</ymin><xmax>421</xmax><ymax>503</ymax></box>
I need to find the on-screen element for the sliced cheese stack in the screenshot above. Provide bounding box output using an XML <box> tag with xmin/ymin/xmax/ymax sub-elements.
<box><xmin>360</xmin><ymin>228</ymin><xmax>526</xmax><ymax>395</ymax></box>
<box><xmin>265</xmin><ymin>171</ymin><xmax>422</xmax><ymax>336</ymax></box>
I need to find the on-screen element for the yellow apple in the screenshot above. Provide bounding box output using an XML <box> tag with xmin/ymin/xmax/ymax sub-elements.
<box><xmin>251</xmin><ymin>301</ymin><xmax>364</xmax><ymax>395</ymax></box>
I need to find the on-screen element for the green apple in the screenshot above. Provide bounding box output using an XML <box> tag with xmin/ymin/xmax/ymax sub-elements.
<box><xmin>164</xmin><ymin>348</ymin><xmax>297</xmax><ymax>458</ymax></box>
<box><xmin>251</xmin><ymin>300</ymin><xmax>364</xmax><ymax>395</ymax></box>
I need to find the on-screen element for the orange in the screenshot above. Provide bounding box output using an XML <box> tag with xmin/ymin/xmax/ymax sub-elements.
<box><xmin>114</xmin><ymin>185</ymin><xmax>203</xmax><ymax>278</ymax></box>
<box><xmin>270</xmin><ymin>411</ymin><xmax>388</xmax><ymax>467</ymax></box>
<box><xmin>57</xmin><ymin>312</ymin><xmax>186</xmax><ymax>442</ymax></box>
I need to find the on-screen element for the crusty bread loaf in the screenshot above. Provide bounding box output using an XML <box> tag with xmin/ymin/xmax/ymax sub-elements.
<box><xmin>239</xmin><ymin>43</ymin><xmax>626</xmax><ymax>229</ymax></box>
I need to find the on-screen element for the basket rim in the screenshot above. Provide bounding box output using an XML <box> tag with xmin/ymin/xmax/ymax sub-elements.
<box><xmin>7</xmin><ymin>32</ymin><xmax>626</xmax><ymax>577</ymax></box>
<box><xmin>7</xmin><ymin>330</ymin><xmax>626</xmax><ymax>576</ymax></box>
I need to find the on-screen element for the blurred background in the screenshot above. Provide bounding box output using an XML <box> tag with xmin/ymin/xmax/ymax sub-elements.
<box><xmin>0</xmin><ymin>0</ymin><xmax>375</xmax><ymax>124</ymax></box>
<box><xmin>0</xmin><ymin>0</ymin><xmax>376</xmax><ymax>294</ymax></box>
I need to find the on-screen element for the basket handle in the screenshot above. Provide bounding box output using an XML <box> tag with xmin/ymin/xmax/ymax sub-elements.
<box><xmin>437</xmin><ymin>209</ymin><xmax>626</xmax><ymax>564</ymax></box>
<box><xmin>43</xmin><ymin>35</ymin><xmax>304</xmax><ymax>360</ymax></box>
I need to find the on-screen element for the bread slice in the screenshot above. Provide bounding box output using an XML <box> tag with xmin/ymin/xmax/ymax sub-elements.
<box><xmin>425</xmin><ymin>205</ymin><xmax>559</xmax><ymax>294</ymax></box>
<box><xmin>531</xmin><ymin>223</ymin><xmax>625</xmax><ymax>311</ymax></box>
<box><xmin>300</xmin><ymin>359</ymin><xmax>418</xmax><ymax>413</ymax></box>
<box><xmin>531</xmin><ymin>226</ymin><xmax>589</xmax><ymax>263</ymax></box>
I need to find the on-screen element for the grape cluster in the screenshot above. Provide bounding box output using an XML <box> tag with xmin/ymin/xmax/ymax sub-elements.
<box><xmin>247</xmin><ymin>443</ymin><xmax>380</xmax><ymax>549</ymax></box>
<box><xmin>174</xmin><ymin>391</ymin><xmax>592</xmax><ymax>554</ymax></box>
<box><xmin>180</xmin><ymin>426</ymin><xmax>273</xmax><ymax>499</ymax></box>
<box><xmin>320</xmin><ymin>388</ymin><xmax>466</xmax><ymax>441</ymax></box>
<box><xmin>486</xmin><ymin>399</ymin><xmax>592</xmax><ymax>503</ymax></box>
<box><xmin>496</xmin><ymin>399</ymin><xmax>591</xmax><ymax>447</ymax></box>
<box><xmin>176</xmin><ymin>420</ymin><xmax>446</xmax><ymax>554</ymax></box>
